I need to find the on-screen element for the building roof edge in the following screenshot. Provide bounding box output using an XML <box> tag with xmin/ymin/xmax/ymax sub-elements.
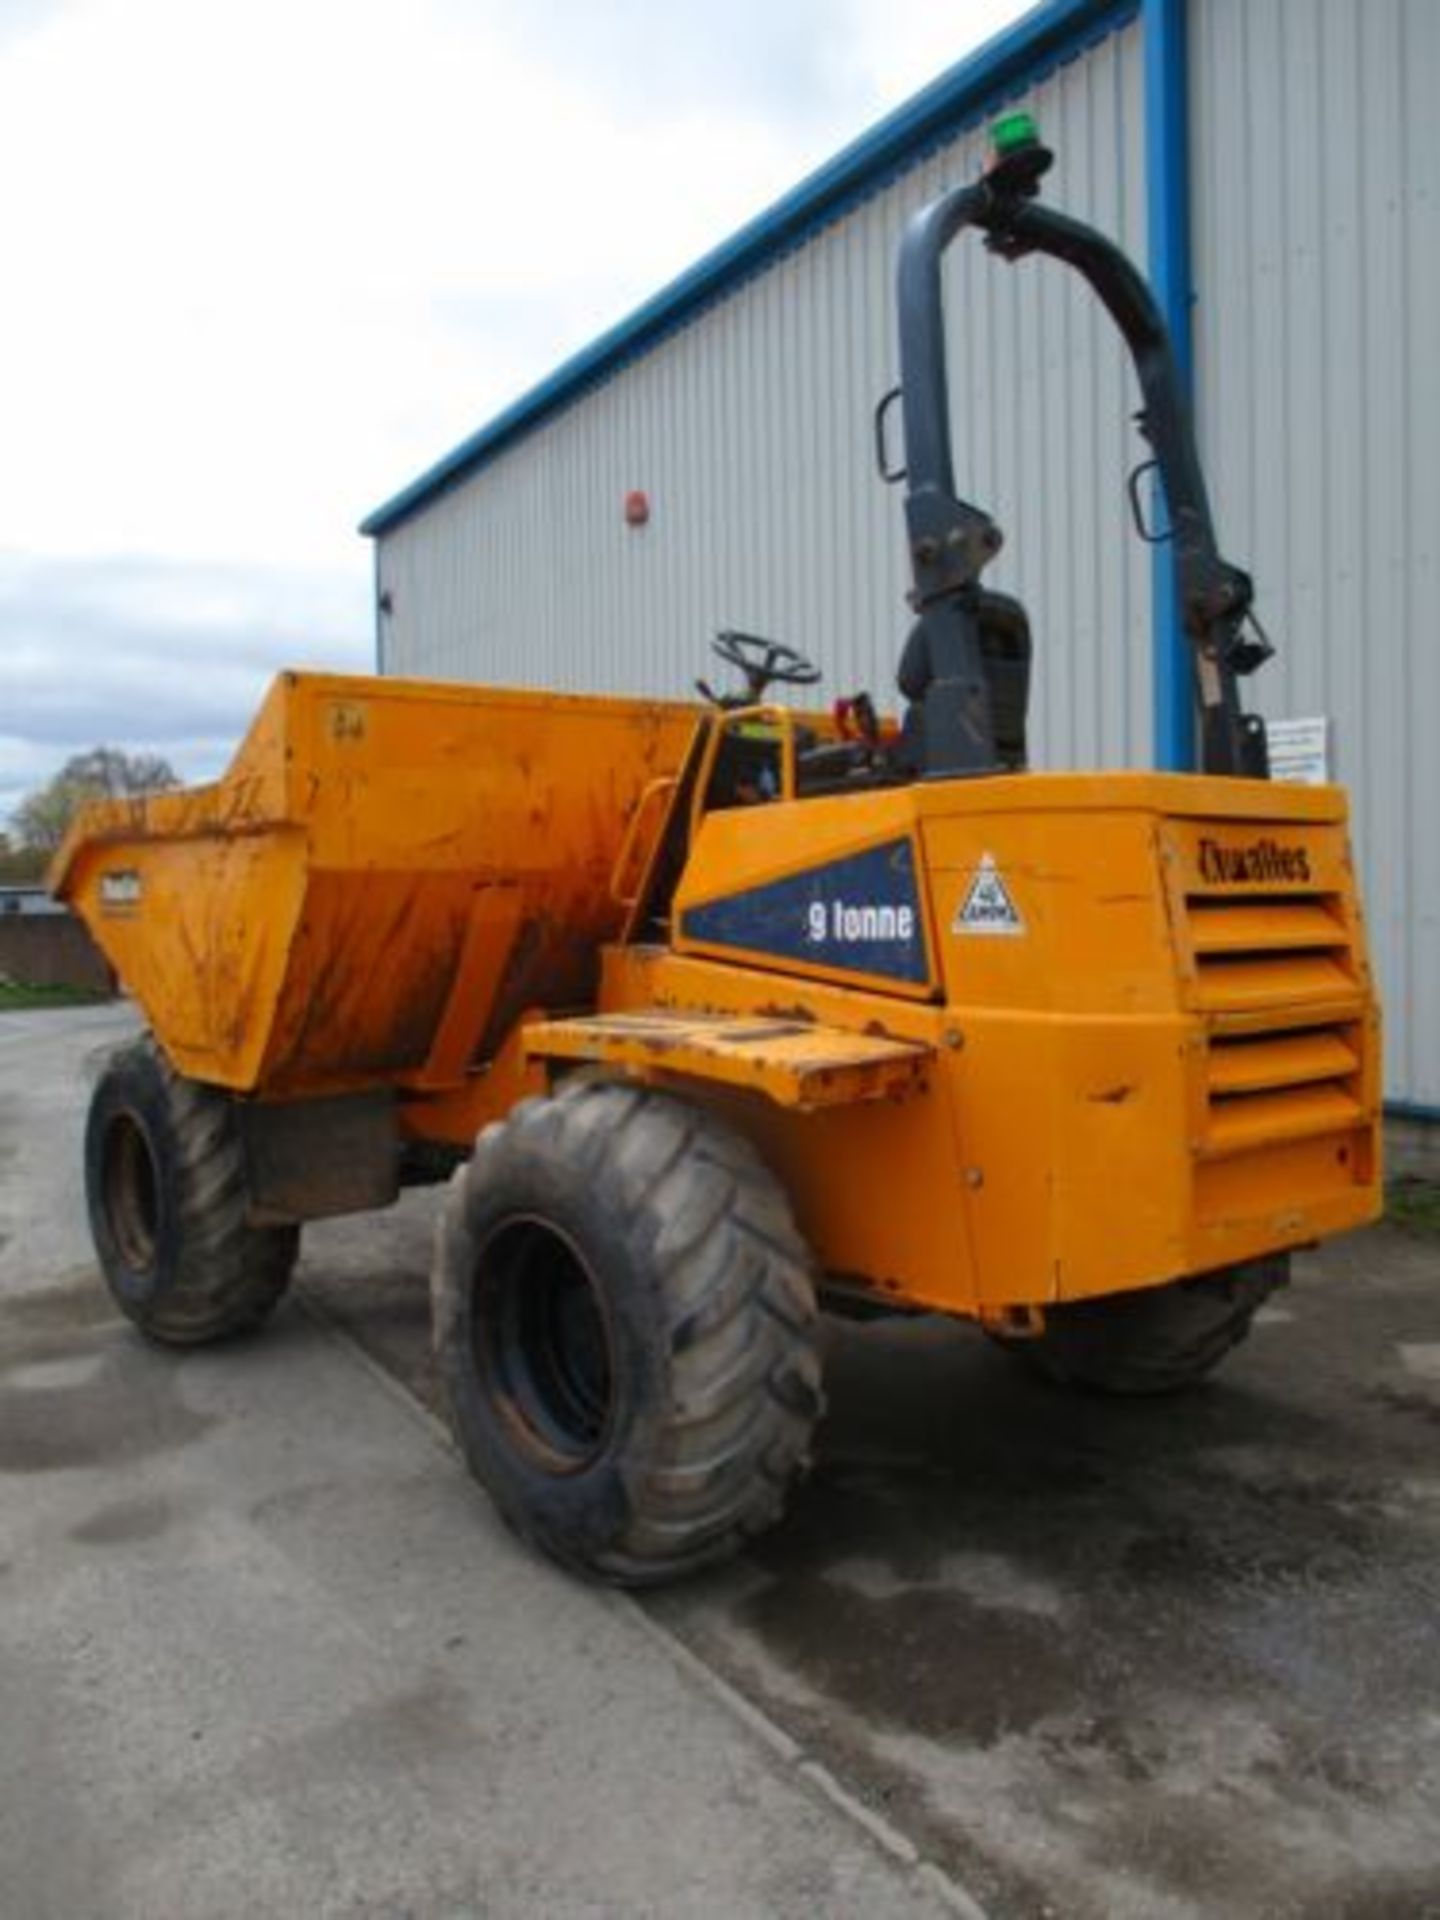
<box><xmin>360</xmin><ymin>0</ymin><xmax>1134</xmax><ymax>538</ymax></box>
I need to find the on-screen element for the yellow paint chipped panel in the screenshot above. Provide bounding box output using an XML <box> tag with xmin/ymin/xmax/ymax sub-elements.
<box><xmin>524</xmin><ymin>1009</ymin><xmax>932</xmax><ymax>1109</ymax></box>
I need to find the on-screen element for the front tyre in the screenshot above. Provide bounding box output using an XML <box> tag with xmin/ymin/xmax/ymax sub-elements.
<box><xmin>433</xmin><ymin>1080</ymin><xmax>824</xmax><ymax>1586</ymax></box>
<box><xmin>84</xmin><ymin>1035</ymin><xmax>299</xmax><ymax>1346</ymax></box>
<box><xmin>994</xmin><ymin>1258</ymin><xmax>1287</xmax><ymax>1395</ymax></box>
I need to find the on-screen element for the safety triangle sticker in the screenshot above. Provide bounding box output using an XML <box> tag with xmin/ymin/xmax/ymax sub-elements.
<box><xmin>952</xmin><ymin>853</ymin><xmax>1024</xmax><ymax>936</ymax></box>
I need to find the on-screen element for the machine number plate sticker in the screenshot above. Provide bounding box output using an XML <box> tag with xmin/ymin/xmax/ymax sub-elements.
<box><xmin>953</xmin><ymin>854</ymin><xmax>1023</xmax><ymax>936</ymax></box>
<box><xmin>327</xmin><ymin>700</ymin><xmax>368</xmax><ymax>743</ymax></box>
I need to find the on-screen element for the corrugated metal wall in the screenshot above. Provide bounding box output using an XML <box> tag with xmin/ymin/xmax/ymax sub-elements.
<box><xmin>378</xmin><ymin>17</ymin><xmax>1151</xmax><ymax>771</ymax></box>
<box><xmin>1191</xmin><ymin>0</ymin><xmax>1440</xmax><ymax>1108</ymax></box>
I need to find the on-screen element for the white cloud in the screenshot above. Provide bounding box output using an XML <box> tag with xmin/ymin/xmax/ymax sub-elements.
<box><xmin>0</xmin><ymin>551</ymin><xmax>369</xmax><ymax>819</ymax></box>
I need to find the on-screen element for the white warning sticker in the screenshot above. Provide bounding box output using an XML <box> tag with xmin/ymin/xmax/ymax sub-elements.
<box><xmin>952</xmin><ymin>853</ymin><xmax>1024</xmax><ymax>936</ymax></box>
<box><xmin>99</xmin><ymin>869</ymin><xmax>143</xmax><ymax>911</ymax></box>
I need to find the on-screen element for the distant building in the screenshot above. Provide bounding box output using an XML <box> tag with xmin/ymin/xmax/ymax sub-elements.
<box><xmin>362</xmin><ymin>0</ymin><xmax>1439</xmax><ymax>1122</ymax></box>
<box><xmin>0</xmin><ymin>885</ymin><xmax>64</xmax><ymax>917</ymax></box>
<box><xmin>0</xmin><ymin>885</ymin><xmax>114</xmax><ymax>994</ymax></box>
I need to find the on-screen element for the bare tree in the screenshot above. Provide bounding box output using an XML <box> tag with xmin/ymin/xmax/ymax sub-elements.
<box><xmin>11</xmin><ymin>748</ymin><xmax>180</xmax><ymax>855</ymax></box>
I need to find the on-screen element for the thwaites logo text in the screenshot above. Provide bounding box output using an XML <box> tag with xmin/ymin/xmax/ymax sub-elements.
<box><xmin>1197</xmin><ymin>837</ymin><xmax>1311</xmax><ymax>886</ymax></box>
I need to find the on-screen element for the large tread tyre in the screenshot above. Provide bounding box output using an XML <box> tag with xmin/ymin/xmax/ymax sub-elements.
<box><xmin>995</xmin><ymin>1258</ymin><xmax>1287</xmax><ymax>1395</ymax></box>
<box><xmin>433</xmin><ymin>1079</ymin><xmax>824</xmax><ymax>1586</ymax></box>
<box><xmin>84</xmin><ymin>1034</ymin><xmax>299</xmax><ymax>1346</ymax></box>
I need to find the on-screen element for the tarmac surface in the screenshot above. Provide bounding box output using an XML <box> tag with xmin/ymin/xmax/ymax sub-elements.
<box><xmin>5</xmin><ymin>1003</ymin><xmax>1440</xmax><ymax>1917</ymax></box>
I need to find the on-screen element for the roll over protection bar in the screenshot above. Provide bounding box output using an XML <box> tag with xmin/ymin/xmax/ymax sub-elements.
<box><xmin>895</xmin><ymin>132</ymin><xmax>1271</xmax><ymax>780</ymax></box>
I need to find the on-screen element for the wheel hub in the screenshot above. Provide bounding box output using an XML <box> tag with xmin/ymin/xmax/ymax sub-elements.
<box><xmin>102</xmin><ymin>1111</ymin><xmax>160</xmax><ymax>1273</ymax></box>
<box><xmin>475</xmin><ymin>1216</ymin><xmax>615</xmax><ymax>1471</ymax></box>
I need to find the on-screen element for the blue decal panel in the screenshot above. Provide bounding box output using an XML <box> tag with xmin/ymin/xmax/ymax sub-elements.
<box><xmin>680</xmin><ymin>838</ymin><xmax>929</xmax><ymax>984</ymax></box>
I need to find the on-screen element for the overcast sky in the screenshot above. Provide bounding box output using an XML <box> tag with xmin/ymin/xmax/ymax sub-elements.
<box><xmin>0</xmin><ymin>0</ymin><xmax>1027</xmax><ymax>826</ymax></box>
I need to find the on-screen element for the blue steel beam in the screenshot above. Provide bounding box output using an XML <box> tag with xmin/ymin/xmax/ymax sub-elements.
<box><xmin>1143</xmin><ymin>0</ymin><xmax>1196</xmax><ymax>770</ymax></box>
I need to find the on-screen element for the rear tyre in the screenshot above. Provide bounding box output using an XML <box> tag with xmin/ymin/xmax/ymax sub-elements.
<box><xmin>993</xmin><ymin>1258</ymin><xmax>1287</xmax><ymax>1395</ymax></box>
<box><xmin>433</xmin><ymin>1079</ymin><xmax>824</xmax><ymax>1585</ymax></box>
<box><xmin>85</xmin><ymin>1034</ymin><xmax>299</xmax><ymax>1345</ymax></box>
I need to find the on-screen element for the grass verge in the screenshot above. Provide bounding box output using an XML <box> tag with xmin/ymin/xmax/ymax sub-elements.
<box><xmin>0</xmin><ymin>981</ymin><xmax>111</xmax><ymax>1012</ymax></box>
<box><xmin>1387</xmin><ymin>1177</ymin><xmax>1440</xmax><ymax>1240</ymax></box>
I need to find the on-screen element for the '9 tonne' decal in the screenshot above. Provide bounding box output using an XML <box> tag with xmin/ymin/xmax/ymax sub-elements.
<box><xmin>681</xmin><ymin>839</ymin><xmax>928</xmax><ymax>985</ymax></box>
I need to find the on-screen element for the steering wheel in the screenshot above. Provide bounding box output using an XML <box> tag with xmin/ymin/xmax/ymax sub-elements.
<box><xmin>708</xmin><ymin>629</ymin><xmax>822</xmax><ymax>703</ymax></box>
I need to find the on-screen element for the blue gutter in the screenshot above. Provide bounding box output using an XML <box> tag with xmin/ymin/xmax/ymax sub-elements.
<box><xmin>1143</xmin><ymin>0</ymin><xmax>1196</xmax><ymax>770</ymax></box>
<box><xmin>361</xmin><ymin>0</ymin><xmax>1136</xmax><ymax>540</ymax></box>
<box><xmin>1386</xmin><ymin>1101</ymin><xmax>1440</xmax><ymax>1127</ymax></box>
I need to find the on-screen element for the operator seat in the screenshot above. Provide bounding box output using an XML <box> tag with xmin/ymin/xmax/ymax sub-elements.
<box><xmin>896</xmin><ymin>588</ymin><xmax>1032</xmax><ymax>773</ymax></box>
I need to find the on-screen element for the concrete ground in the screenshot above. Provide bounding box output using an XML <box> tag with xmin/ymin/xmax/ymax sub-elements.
<box><xmin>0</xmin><ymin>1008</ymin><xmax>961</xmax><ymax>1920</ymax></box>
<box><xmin>5</xmin><ymin>1005</ymin><xmax>1440</xmax><ymax>1917</ymax></box>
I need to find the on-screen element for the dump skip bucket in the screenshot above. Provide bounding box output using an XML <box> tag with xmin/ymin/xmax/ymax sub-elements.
<box><xmin>54</xmin><ymin>672</ymin><xmax>697</xmax><ymax>1096</ymax></box>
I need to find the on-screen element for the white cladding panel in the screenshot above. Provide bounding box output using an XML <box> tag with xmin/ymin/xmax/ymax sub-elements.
<box><xmin>378</xmin><ymin>20</ymin><xmax>1150</xmax><ymax>771</ymax></box>
<box><xmin>1191</xmin><ymin>0</ymin><xmax>1440</xmax><ymax>1107</ymax></box>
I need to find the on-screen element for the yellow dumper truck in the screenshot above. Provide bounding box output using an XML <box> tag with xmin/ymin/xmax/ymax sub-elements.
<box><xmin>55</xmin><ymin>118</ymin><xmax>1380</xmax><ymax>1584</ymax></box>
